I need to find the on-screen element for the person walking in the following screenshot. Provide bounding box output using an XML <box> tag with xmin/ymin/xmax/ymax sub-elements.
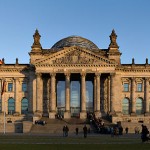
<box><xmin>83</xmin><ymin>125</ymin><xmax>88</xmax><ymax>138</ymax></box>
<box><xmin>63</xmin><ymin>126</ymin><xmax>66</xmax><ymax>137</ymax></box>
<box><xmin>75</xmin><ymin>127</ymin><xmax>79</xmax><ymax>135</ymax></box>
<box><xmin>125</xmin><ymin>127</ymin><xmax>128</xmax><ymax>134</ymax></box>
<box><xmin>65</xmin><ymin>125</ymin><xmax>69</xmax><ymax>137</ymax></box>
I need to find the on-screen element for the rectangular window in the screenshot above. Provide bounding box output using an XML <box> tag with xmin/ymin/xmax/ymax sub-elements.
<box><xmin>8</xmin><ymin>83</ymin><xmax>13</xmax><ymax>91</ymax></box>
<box><xmin>137</xmin><ymin>83</ymin><xmax>142</xmax><ymax>92</ymax></box>
<box><xmin>124</xmin><ymin>83</ymin><xmax>129</xmax><ymax>92</ymax></box>
<box><xmin>22</xmin><ymin>82</ymin><xmax>27</xmax><ymax>92</ymax></box>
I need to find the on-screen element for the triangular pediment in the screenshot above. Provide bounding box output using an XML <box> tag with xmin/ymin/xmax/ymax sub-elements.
<box><xmin>35</xmin><ymin>46</ymin><xmax>117</xmax><ymax>67</ymax></box>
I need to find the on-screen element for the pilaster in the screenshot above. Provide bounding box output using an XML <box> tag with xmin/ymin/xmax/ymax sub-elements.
<box><xmin>131</xmin><ymin>77</ymin><xmax>136</xmax><ymax>116</ymax></box>
<box><xmin>110</xmin><ymin>73</ymin><xmax>115</xmax><ymax>115</ymax></box>
<box><xmin>145</xmin><ymin>78</ymin><xmax>150</xmax><ymax>115</ymax></box>
<box><xmin>14</xmin><ymin>78</ymin><xmax>20</xmax><ymax>114</ymax></box>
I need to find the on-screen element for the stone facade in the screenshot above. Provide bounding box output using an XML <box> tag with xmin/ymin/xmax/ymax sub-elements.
<box><xmin>0</xmin><ymin>29</ymin><xmax>150</xmax><ymax>125</ymax></box>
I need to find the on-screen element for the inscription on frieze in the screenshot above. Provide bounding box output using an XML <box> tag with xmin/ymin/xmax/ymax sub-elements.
<box><xmin>56</xmin><ymin>69</ymin><xmax>95</xmax><ymax>73</ymax></box>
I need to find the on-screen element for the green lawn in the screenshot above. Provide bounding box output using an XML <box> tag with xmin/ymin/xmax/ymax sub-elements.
<box><xmin>0</xmin><ymin>134</ymin><xmax>149</xmax><ymax>150</ymax></box>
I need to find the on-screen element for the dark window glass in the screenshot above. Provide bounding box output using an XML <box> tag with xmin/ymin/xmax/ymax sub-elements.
<box><xmin>137</xmin><ymin>83</ymin><xmax>142</xmax><ymax>92</ymax></box>
<box><xmin>8</xmin><ymin>98</ymin><xmax>15</xmax><ymax>114</ymax></box>
<box><xmin>22</xmin><ymin>83</ymin><xmax>27</xmax><ymax>92</ymax></box>
<box><xmin>8</xmin><ymin>83</ymin><xmax>13</xmax><ymax>91</ymax></box>
<box><xmin>136</xmin><ymin>98</ymin><xmax>143</xmax><ymax>115</ymax></box>
<box><xmin>124</xmin><ymin>83</ymin><xmax>129</xmax><ymax>92</ymax></box>
<box><xmin>86</xmin><ymin>81</ymin><xmax>93</xmax><ymax>112</ymax></box>
<box><xmin>122</xmin><ymin>98</ymin><xmax>129</xmax><ymax>114</ymax></box>
<box><xmin>21</xmin><ymin>98</ymin><xmax>28</xmax><ymax>114</ymax></box>
<box><xmin>70</xmin><ymin>81</ymin><xmax>80</xmax><ymax>117</ymax></box>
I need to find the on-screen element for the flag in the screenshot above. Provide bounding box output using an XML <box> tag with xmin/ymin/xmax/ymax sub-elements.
<box><xmin>1</xmin><ymin>80</ymin><xmax>6</xmax><ymax>95</ymax></box>
<box><xmin>0</xmin><ymin>60</ymin><xmax>2</xmax><ymax>65</ymax></box>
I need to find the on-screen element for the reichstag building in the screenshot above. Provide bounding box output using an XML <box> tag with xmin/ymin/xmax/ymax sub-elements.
<box><xmin>0</xmin><ymin>29</ymin><xmax>150</xmax><ymax>125</ymax></box>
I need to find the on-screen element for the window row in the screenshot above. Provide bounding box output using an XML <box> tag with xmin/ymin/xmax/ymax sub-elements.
<box><xmin>123</xmin><ymin>83</ymin><xmax>142</xmax><ymax>92</ymax></box>
<box><xmin>122</xmin><ymin>97</ymin><xmax>149</xmax><ymax>115</ymax></box>
<box><xmin>0</xmin><ymin>97</ymin><xmax>28</xmax><ymax>114</ymax></box>
<box><xmin>6</xmin><ymin>82</ymin><xmax>27</xmax><ymax>92</ymax></box>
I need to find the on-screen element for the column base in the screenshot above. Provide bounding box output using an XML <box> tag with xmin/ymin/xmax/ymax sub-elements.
<box><xmin>94</xmin><ymin>111</ymin><xmax>101</xmax><ymax>118</ymax></box>
<box><xmin>33</xmin><ymin>112</ymin><xmax>42</xmax><ymax>124</ymax></box>
<box><xmin>144</xmin><ymin>112</ymin><xmax>150</xmax><ymax>116</ymax></box>
<box><xmin>49</xmin><ymin>112</ymin><xmax>56</xmax><ymax>119</ymax></box>
<box><xmin>64</xmin><ymin>112</ymin><xmax>71</xmax><ymax>119</ymax></box>
<box><xmin>80</xmin><ymin>112</ymin><xmax>87</xmax><ymax>119</ymax></box>
<box><xmin>33</xmin><ymin>111</ymin><xmax>42</xmax><ymax>117</ymax></box>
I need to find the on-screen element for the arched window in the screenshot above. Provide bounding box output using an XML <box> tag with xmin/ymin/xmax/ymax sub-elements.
<box><xmin>122</xmin><ymin>98</ymin><xmax>130</xmax><ymax>114</ymax></box>
<box><xmin>136</xmin><ymin>98</ymin><xmax>143</xmax><ymax>115</ymax></box>
<box><xmin>8</xmin><ymin>98</ymin><xmax>15</xmax><ymax>114</ymax></box>
<box><xmin>21</xmin><ymin>98</ymin><xmax>28</xmax><ymax>114</ymax></box>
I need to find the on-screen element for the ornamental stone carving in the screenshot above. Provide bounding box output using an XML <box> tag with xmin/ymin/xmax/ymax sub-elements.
<box><xmin>53</xmin><ymin>50</ymin><xmax>98</xmax><ymax>64</ymax></box>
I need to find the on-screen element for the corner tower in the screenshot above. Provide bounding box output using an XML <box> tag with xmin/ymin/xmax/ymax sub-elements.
<box><xmin>29</xmin><ymin>29</ymin><xmax>42</xmax><ymax>64</ymax></box>
<box><xmin>107</xmin><ymin>29</ymin><xmax>122</xmax><ymax>64</ymax></box>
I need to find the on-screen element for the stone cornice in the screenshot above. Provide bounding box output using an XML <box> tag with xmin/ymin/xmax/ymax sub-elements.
<box><xmin>35</xmin><ymin>63</ymin><xmax>116</xmax><ymax>67</ymax></box>
<box><xmin>116</xmin><ymin>68</ymin><xmax>150</xmax><ymax>72</ymax></box>
<box><xmin>34</xmin><ymin>46</ymin><xmax>117</xmax><ymax>66</ymax></box>
<box><xmin>0</xmin><ymin>68</ymin><xmax>29</xmax><ymax>72</ymax></box>
<box><xmin>0</xmin><ymin>64</ymin><xmax>34</xmax><ymax>73</ymax></box>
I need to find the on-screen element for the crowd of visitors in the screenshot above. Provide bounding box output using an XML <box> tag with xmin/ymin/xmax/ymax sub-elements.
<box><xmin>87</xmin><ymin>112</ymin><xmax>125</xmax><ymax>136</ymax></box>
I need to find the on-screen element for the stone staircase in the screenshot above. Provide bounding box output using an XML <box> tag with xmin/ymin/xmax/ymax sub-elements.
<box><xmin>30</xmin><ymin>117</ymin><xmax>91</xmax><ymax>134</ymax></box>
<box><xmin>120</xmin><ymin>121</ymin><xmax>150</xmax><ymax>133</ymax></box>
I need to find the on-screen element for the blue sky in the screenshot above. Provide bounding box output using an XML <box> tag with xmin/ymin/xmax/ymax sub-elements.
<box><xmin>0</xmin><ymin>0</ymin><xmax>150</xmax><ymax>64</ymax></box>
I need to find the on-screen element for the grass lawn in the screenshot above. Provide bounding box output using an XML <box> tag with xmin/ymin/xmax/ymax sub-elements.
<box><xmin>0</xmin><ymin>144</ymin><xmax>150</xmax><ymax>150</ymax></box>
<box><xmin>0</xmin><ymin>134</ymin><xmax>149</xmax><ymax>150</ymax></box>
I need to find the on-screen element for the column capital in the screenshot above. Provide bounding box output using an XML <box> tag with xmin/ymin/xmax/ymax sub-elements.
<box><xmin>50</xmin><ymin>73</ymin><xmax>56</xmax><ymax>77</ymax></box>
<box><xmin>130</xmin><ymin>77</ymin><xmax>136</xmax><ymax>81</ymax></box>
<box><xmin>36</xmin><ymin>73</ymin><xmax>42</xmax><ymax>78</ymax></box>
<box><xmin>110</xmin><ymin>73</ymin><xmax>115</xmax><ymax>77</ymax></box>
<box><xmin>95</xmin><ymin>72</ymin><xmax>101</xmax><ymax>77</ymax></box>
<box><xmin>145</xmin><ymin>77</ymin><xmax>150</xmax><ymax>81</ymax></box>
<box><xmin>80</xmin><ymin>72</ymin><xmax>86</xmax><ymax>77</ymax></box>
<box><xmin>64</xmin><ymin>72</ymin><xmax>70</xmax><ymax>78</ymax></box>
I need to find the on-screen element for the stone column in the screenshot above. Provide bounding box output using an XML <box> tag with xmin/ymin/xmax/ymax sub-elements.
<box><xmin>64</xmin><ymin>73</ymin><xmax>71</xmax><ymax>118</ymax></box>
<box><xmin>107</xmin><ymin>76</ymin><xmax>111</xmax><ymax>112</ymax></box>
<box><xmin>145</xmin><ymin>78</ymin><xmax>149</xmax><ymax>115</ymax></box>
<box><xmin>94</xmin><ymin>76</ymin><xmax>97</xmax><ymax>112</ymax></box>
<box><xmin>36</xmin><ymin>73</ymin><xmax>43</xmax><ymax>113</ymax></box>
<box><xmin>95</xmin><ymin>73</ymin><xmax>101</xmax><ymax>118</ymax></box>
<box><xmin>131</xmin><ymin>77</ymin><xmax>136</xmax><ymax>115</ymax></box>
<box><xmin>80</xmin><ymin>72</ymin><xmax>86</xmax><ymax>119</ymax></box>
<box><xmin>110</xmin><ymin>73</ymin><xmax>115</xmax><ymax>114</ymax></box>
<box><xmin>49</xmin><ymin>73</ymin><xmax>56</xmax><ymax>118</ymax></box>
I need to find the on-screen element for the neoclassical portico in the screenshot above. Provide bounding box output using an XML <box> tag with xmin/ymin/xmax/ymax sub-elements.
<box><xmin>35</xmin><ymin>70</ymin><xmax>115</xmax><ymax>119</ymax></box>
